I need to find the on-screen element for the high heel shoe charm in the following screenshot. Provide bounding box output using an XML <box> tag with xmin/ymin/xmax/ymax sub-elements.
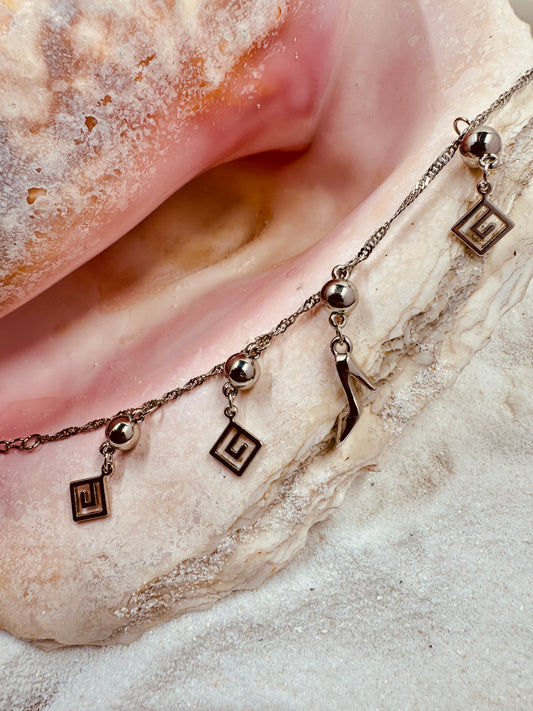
<box><xmin>321</xmin><ymin>270</ymin><xmax>376</xmax><ymax>443</ymax></box>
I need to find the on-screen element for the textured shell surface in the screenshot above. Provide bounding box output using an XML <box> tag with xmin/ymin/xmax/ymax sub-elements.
<box><xmin>0</xmin><ymin>0</ymin><xmax>532</xmax><ymax>647</ymax></box>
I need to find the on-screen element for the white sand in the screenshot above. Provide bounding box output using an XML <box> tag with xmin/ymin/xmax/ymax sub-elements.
<box><xmin>0</xmin><ymin>280</ymin><xmax>530</xmax><ymax>710</ymax></box>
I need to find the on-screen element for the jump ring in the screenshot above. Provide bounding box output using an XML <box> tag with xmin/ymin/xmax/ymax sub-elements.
<box><xmin>99</xmin><ymin>441</ymin><xmax>116</xmax><ymax>456</ymax></box>
<box><xmin>245</xmin><ymin>345</ymin><xmax>260</xmax><ymax>359</ymax></box>
<box><xmin>332</xmin><ymin>264</ymin><xmax>350</xmax><ymax>280</ymax></box>
<box><xmin>330</xmin><ymin>335</ymin><xmax>352</xmax><ymax>355</ymax></box>
<box><xmin>479</xmin><ymin>153</ymin><xmax>499</xmax><ymax>171</ymax></box>
<box><xmin>102</xmin><ymin>461</ymin><xmax>114</xmax><ymax>477</ymax></box>
<box><xmin>329</xmin><ymin>312</ymin><xmax>346</xmax><ymax>328</ymax></box>
<box><xmin>477</xmin><ymin>180</ymin><xmax>492</xmax><ymax>195</ymax></box>
<box><xmin>223</xmin><ymin>381</ymin><xmax>238</xmax><ymax>398</ymax></box>
<box><xmin>453</xmin><ymin>116</ymin><xmax>471</xmax><ymax>135</ymax></box>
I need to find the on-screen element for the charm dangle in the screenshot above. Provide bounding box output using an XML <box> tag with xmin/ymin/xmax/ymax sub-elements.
<box><xmin>210</xmin><ymin>353</ymin><xmax>262</xmax><ymax>476</ymax></box>
<box><xmin>69</xmin><ymin>442</ymin><xmax>115</xmax><ymax>522</ymax></box>
<box><xmin>452</xmin><ymin>122</ymin><xmax>514</xmax><ymax>255</ymax></box>
<box><xmin>69</xmin><ymin>415</ymin><xmax>141</xmax><ymax>522</ymax></box>
<box><xmin>330</xmin><ymin>335</ymin><xmax>376</xmax><ymax>443</ymax></box>
<box><xmin>321</xmin><ymin>273</ymin><xmax>376</xmax><ymax>443</ymax></box>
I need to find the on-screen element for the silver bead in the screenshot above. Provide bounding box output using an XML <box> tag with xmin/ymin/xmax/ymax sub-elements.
<box><xmin>460</xmin><ymin>125</ymin><xmax>501</xmax><ymax>168</ymax></box>
<box><xmin>320</xmin><ymin>278</ymin><xmax>358</xmax><ymax>313</ymax></box>
<box><xmin>224</xmin><ymin>353</ymin><xmax>260</xmax><ymax>390</ymax></box>
<box><xmin>105</xmin><ymin>416</ymin><xmax>140</xmax><ymax>451</ymax></box>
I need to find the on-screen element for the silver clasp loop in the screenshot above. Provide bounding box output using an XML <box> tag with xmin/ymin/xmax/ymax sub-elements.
<box><xmin>453</xmin><ymin>116</ymin><xmax>471</xmax><ymax>135</ymax></box>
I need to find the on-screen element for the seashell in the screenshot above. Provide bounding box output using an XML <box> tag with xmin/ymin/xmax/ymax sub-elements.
<box><xmin>0</xmin><ymin>0</ymin><xmax>532</xmax><ymax>648</ymax></box>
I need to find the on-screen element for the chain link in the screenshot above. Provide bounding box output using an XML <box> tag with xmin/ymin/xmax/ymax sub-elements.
<box><xmin>1</xmin><ymin>67</ymin><xmax>532</xmax><ymax>453</ymax></box>
<box><xmin>99</xmin><ymin>442</ymin><xmax>115</xmax><ymax>476</ymax></box>
<box><xmin>0</xmin><ymin>433</ymin><xmax>42</xmax><ymax>453</ymax></box>
<box><xmin>222</xmin><ymin>381</ymin><xmax>239</xmax><ymax>419</ymax></box>
<box><xmin>471</xmin><ymin>68</ymin><xmax>533</xmax><ymax>128</ymax></box>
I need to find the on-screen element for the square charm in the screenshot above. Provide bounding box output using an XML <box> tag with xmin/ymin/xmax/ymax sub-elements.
<box><xmin>451</xmin><ymin>195</ymin><xmax>514</xmax><ymax>255</ymax></box>
<box><xmin>210</xmin><ymin>420</ymin><xmax>262</xmax><ymax>476</ymax></box>
<box><xmin>70</xmin><ymin>475</ymin><xmax>109</xmax><ymax>522</ymax></box>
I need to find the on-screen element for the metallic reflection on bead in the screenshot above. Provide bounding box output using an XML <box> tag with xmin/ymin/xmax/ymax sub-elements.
<box><xmin>105</xmin><ymin>415</ymin><xmax>140</xmax><ymax>451</ymax></box>
<box><xmin>224</xmin><ymin>353</ymin><xmax>260</xmax><ymax>390</ymax></box>
<box><xmin>320</xmin><ymin>278</ymin><xmax>358</xmax><ymax>313</ymax></box>
<box><xmin>460</xmin><ymin>125</ymin><xmax>501</xmax><ymax>168</ymax></box>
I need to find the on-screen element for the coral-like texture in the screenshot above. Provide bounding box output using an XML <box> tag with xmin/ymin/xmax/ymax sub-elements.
<box><xmin>0</xmin><ymin>0</ymin><xmax>532</xmax><ymax>646</ymax></box>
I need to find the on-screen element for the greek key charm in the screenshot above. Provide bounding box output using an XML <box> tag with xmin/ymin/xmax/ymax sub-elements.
<box><xmin>70</xmin><ymin>442</ymin><xmax>115</xmax><ymax>522</ymax></box>
<box><xmin>321</xmin><ymin>272</ymin><xmax>376</xmax><ymax>443</ymax></box>
<box><xmin>452</xmin><ymin>194</ymin><xmax>513</xmax><ymax>255</ymax></box>
<box><xmin>210</xmin><ymin>418</ymin><xmax>262</xmax><ymax>476</ymax></box>
<box><xmin>211</xmin><ymin>353</ymin><xmax>262</xmax><ymax>476</ymax></box>
<box><xmin>70</xmin><ymin>474</ymin><xmax>109</xmax><ymax>522</ymax></box>
<box><xmin>69</xmin><ymin>416</ymin><xmax>141</xmax><ymax>523</ymax></box>
<box><xmin>452</xmin><ymin>122</ymin><xmax>514</xmax><ymax>255</ymax></box>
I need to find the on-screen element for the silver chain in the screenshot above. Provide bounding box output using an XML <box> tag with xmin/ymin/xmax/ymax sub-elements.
<box><xmin>1</xmin><ymin>67</ymin><xmax>532</xmax><ymax>454</ymax></box>
<box><xmin>100</xmin><ymin>442</ymin><xmax>115</xmax><ymax>476</ymax></box>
